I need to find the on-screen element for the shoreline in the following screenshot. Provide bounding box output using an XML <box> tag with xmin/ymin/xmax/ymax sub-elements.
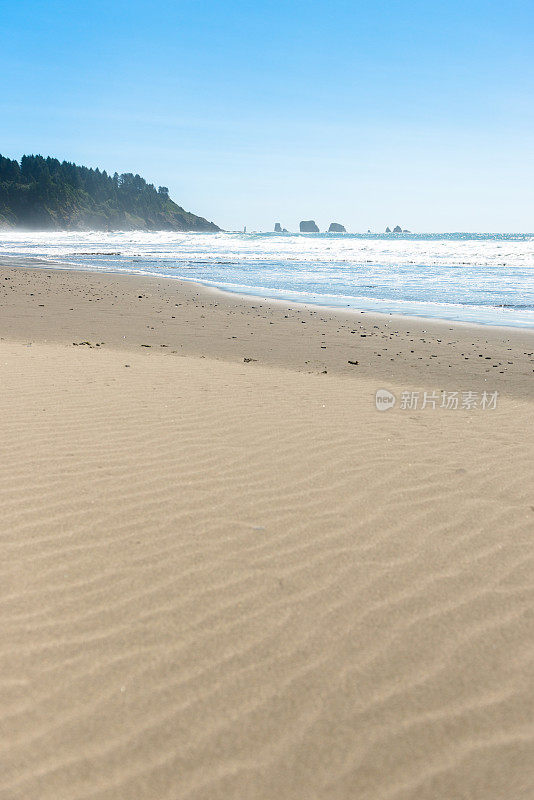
<box><xmin>202</xmin><ymin>281</ymin><xmax>534</xmax><ymax>334</ymax></box>
<box><xmin>1</xmin><ymin>253</ymin><xmax>533</xmax><ymax>332</ymax></box>
<box><xmin>1</xmin><ymin>261</ymin><xmax>533</xmax><ymax>400</ymax></box>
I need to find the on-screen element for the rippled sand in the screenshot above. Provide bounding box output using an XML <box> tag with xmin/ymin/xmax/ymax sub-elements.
<box><xmin>1</xmin><ymin>266</ymin><xmax>533</xmax><ymax>799</ymax></box>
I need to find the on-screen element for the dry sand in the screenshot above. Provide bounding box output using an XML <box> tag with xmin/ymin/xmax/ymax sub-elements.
<box><xmin>1</xmin><ymin>263</ymin><xmax>533</xmax><ymax>800</ymax></box>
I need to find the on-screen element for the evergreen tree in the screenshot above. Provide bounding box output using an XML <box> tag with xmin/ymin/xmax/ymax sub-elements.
<box><xmin>0</xmin><ymin>153</ymin><xmax>219</xmax><ymax>232</ymax></box>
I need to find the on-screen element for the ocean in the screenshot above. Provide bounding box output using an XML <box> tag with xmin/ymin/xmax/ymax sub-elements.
<box><xmin>1</xmin><ymin>230</ymin><xmax>533</xmax><ymax>328</ymax></box>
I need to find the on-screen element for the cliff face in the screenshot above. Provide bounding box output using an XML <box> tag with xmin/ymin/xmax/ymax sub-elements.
<box><xmin>0</xmin><ymin>154</ymin><xmax>220</xmax><ymax>232</ymax></box>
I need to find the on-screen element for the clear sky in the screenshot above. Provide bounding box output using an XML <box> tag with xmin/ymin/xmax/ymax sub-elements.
<box><xmin>1</xmin><ymin>0</ymin><xmax>533</xmax><ymax>232</ymax></box>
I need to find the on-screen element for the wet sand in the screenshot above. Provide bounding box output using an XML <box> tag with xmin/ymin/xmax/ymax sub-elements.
<box><xmin>0</xmin><ymin>262</ymin><xmax>533</xmax><ymax>399</ymax></box>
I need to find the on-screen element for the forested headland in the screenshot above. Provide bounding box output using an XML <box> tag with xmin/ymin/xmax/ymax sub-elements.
<box><xmin>0</xmin><ymin>155</ymin><xmax>220</xmax><ymax>231</ymax></box>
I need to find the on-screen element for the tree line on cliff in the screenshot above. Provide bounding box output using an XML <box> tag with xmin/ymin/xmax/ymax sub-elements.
<box><xmin>0</xmin><ymin>154</ymin><xmax>219</xmax><ymax>231</ymax></box>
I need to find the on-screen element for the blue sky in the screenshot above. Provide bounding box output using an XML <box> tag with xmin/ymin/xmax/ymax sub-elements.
<box><xmin>1</xmin><ymin>0</ymin><xmax>533</xmax><ymax>231</ymax></box>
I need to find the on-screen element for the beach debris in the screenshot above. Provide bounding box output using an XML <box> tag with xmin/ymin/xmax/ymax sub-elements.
<box><xmin>348</xmin><ymin>360</ymin><xmax>359</xmax><ymax>365</ymax></box>
<box><xmin>243</xmin><ymin>357</ymin><xmax>257</xmax><ymax>362</ymax></box>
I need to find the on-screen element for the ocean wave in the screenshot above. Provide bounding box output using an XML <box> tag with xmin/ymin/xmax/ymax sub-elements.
<box><xmin>1</xmin><ymin>231</ymin><xmax>533</xmax><ymax>328</ymax></box>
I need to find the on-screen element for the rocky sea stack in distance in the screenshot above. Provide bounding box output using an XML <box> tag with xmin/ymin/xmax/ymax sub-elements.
<box><xmin>299</xmin><ymin>220</ymin><xmax>319</xmax><ymax>232</ymax></box>
<box><xmin>0</xmin><ymin>154</ymin><xmax>220</xmax><ymax>231</ymax></box>
<box><xmin>328</xmin><ymin>222</ymin><xmax>346</xmax><ymax>232</ymax></box>
<box><xmin>386</xmin><ymin>225</ymin><xmax>410</xmax><ymax>233</ymax></box>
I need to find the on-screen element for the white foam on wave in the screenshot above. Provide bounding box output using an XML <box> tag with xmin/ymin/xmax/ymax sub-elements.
<box><xmin>1</xmin><ymin>231</ymin><xmax>533</xmax><ymax>327</ymax></box>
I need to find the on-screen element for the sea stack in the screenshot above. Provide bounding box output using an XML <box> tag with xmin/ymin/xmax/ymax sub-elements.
<box><xmin>385</xmin><ymin>226</ymin><xmax>391</xmax><ymax>233</ymax></box>
<box><xmin>274</xmin><ymin>222</ymin><xmax>282</xmax><ymax>232</ymax></box>
<box><xmin>393</xmin><ymin>225</ymin><xmax>403</xmax><ymax>233</ymax></box>
<box><xmin>300</xmin><ymin>220</ymin><xmax>319</xmax><ymax>232</ymax></box>
<box><xmin>328</xmin><ymin>223</ymin><xmax>346</xmax><ymax>233</ymax></box>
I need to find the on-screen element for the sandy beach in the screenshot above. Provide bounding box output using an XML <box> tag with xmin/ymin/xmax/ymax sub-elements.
<box><xmin>1</xmin><ymin>263</ymin><xmax>534</xmax><ymax>800</ymax></box>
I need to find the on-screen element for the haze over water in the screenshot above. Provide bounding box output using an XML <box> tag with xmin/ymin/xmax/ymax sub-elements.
<box><xmin>1</xmin><ymin>231</ymin><xmax>533</xmax><ymax>328</ymax></box>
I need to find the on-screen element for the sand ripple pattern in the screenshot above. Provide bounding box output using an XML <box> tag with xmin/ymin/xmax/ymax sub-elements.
<box><xmin>1</xmin><ymin>342</ymin><xmax>533</xmax><ymax>800</ymax></box>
